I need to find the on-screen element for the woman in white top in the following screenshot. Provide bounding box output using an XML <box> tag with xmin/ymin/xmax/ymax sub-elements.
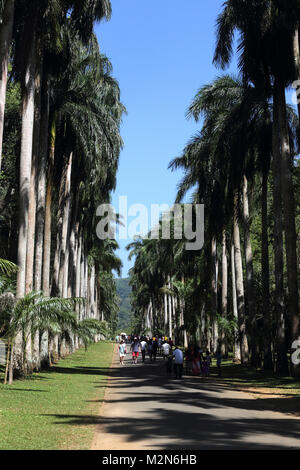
<box><xmin>140</xmin><ymin>339</ymin><xmax>147</xmax><ymax>363</ymax></box>
<box><xmin>119</xmin><ymin>341</ymin><xmax>126</xmax><ymax>365</ymax></box>
<box><xmin>162</xmin><ymin>342</ymin><xmax>171</xmax><ymax>359</ymax></box>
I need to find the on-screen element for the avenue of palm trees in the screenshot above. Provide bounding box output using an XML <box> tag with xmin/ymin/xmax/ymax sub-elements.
<box><xmin>129</xmin><ymin>1</ymin><xmax>300</xmax><ymax>377</ymax></box>
<box><xmin>0</xmin><ymin>0</ymin><xmax>300</xmax><ymax>389</ymax></box>
<box><xmin>0</xmin><ymin>0</ymin><xmax>124</xmax><ymax>382</ymax></box>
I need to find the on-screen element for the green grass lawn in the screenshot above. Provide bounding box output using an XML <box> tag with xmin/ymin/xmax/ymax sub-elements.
<box><xmin>211</xmin><ymin>358</ymin><xmax>300</xmax><ymax>395</ymax></box>
<box><xmin>0</xmin><ymin>341</ymin><xmax>115</xmax><ymax>450</ymax></box>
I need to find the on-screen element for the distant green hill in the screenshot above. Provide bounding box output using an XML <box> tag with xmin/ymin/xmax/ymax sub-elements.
<box><xmin>116</xmin><ymin>278</ymin><xmax>132</xmax><ymax>331</ymax></box>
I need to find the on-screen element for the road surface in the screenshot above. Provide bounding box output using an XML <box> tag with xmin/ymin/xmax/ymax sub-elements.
<box><xmin>91</xmin><ymin>346</ymin><xmax>300</xmax><ymax>450</ymax></box>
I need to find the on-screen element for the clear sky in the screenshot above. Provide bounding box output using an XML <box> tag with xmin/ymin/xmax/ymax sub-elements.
<box><xmin>95</xmin><ymin>0</ymin><xmax>237</xmax><ymax>278</ymax></box>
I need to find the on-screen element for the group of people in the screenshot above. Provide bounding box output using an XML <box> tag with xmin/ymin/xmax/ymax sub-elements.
<box><xmin>117</xmin><ymin>333</ymin><xmax>223</xmax><ymax>381</ymax></box>
<box><xmin>185</xmin><ymin>344</ymin><xmax>222</xmax><ymax>377</ymax></box>
<box><xmin>118</xmin><ymin>335</ymin><xmax>175</xmax><ymax>366</ymax></box>
<box><xmin>118</xmin><ymin>335</ymin><xmax>222</xmax><ymax>380</ymax></box>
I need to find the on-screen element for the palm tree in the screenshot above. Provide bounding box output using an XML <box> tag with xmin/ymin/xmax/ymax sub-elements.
<box><xmin>172</xmin><ymin>76</ymin><xmax>257</xmax><ymax>362</ymax></box>
<box><xmin>242</xmin><ymin>174</ymin><xmax>259</xmax><ymax>367</ymax></box>
<box><xmin>3</xmin><ymin>0</ymin><xmax>124</xmax><ymax>372</ymax></box>
<box><xmin>213</xmin><ymin>0</ymin><xmax>299</xmax><ymax>374</ymax></box>
<box><xmin>5</xmin><ymin>292</ymin><xmax>81</xmax><ymax>383</ymax></box>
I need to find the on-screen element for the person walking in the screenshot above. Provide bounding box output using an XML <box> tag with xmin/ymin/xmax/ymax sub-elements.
<box><xmin>173</xmin><ymin>346</ymin><xmax>184</xmax><ymax>379</ymax></box>
<box><xmin>192</xmin><ymin>349</ymin><xmax>201</xmax><ymax>376</ymax></box>
<box><xmin>162</xmin><ymin>341</ymin><xmax>171</xmax><ymax>360</ymax></box>
<box><xmin>140</xmin><ymin>337</ymin><xmax>147</xmax><ymax>363</ymax></box>
<box><xmin>206</xmin><ymin>350</ymin><xmax>212</xmax><ymax>376</ymax></box>
<box><xmin>152</xmin><ymin>339</ymin><xmax>158</xmax><ymax>362</ymax></box>
<box><xmin>157</xmin><ymin>337</ymin><xmax>162</xmax><ymax>355</ymax></box>
<box><xmin>166</xmin><ymin>354</ymin><xmax>173</xmax><ymax>376</ymax></box>
<box><xmin>119</xmin><ymin>340</ymin><xmax>126</xmax><ymax>365</ymax></box>
<box><xmin>185</xmin><ymin>344</ymin><xmax>194</xmax><ymax>375</ymax></box>
<box><xmin>131</xmin><ymin>337</ymin><xmax>140</xmax><ymax>364</ymax></box>
<box><xmin>147</xmin><ymin>340</ymin><xmax>153</xmax><ymax>362</ymax></box>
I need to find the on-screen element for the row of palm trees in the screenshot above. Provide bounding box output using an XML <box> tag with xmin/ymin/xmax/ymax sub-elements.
<box><xmin>129</xmin><ymin>0</ymin><xmax>300</xmax><ymax>376</ymax></box>
<box><xmin>0</xmin><ymin>1</ymin><xmax>124</xmax><ymax>376</ymax></box>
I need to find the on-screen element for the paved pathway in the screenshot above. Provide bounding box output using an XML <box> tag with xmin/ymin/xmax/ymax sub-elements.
<box><xmin>91</xmin><ymin>347</ymin><xmax>300</xmax><ymax>450</ymax></box>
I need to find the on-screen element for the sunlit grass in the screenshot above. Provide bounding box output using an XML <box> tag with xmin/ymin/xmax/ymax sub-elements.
<box><xmin>0</xmin><ymin>341</ymin><xmax>114</xmax><ymax>450</ymax></box>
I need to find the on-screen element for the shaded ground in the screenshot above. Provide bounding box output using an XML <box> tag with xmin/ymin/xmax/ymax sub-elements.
<box><xmin>85</xmin><ymin>349</ymin><xmax>300</xmax><ymax>450</ymax></box>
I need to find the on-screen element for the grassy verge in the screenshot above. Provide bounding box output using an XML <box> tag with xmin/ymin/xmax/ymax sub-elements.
<box><xmin>211</xmin><ymin>359</ymin><xmax>300</xmax><ymax>393</ymax></box>
<box><xmin>0</xmin><ymin>341</ymin><xmax>115</xmax><ymax>450</ymax></box>
<box><xmin>207</xmin><ymin>359</ymin><xmax>300</xmax><ymax>416</ymax></box>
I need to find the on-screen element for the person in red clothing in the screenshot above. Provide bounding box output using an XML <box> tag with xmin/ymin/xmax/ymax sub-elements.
<box><xmin>168</xmin><ymin>337</ymin><xmax>173</xmax><ymax>348</ymax></box>
<box><xmin>131</xmin><ymin>337</ymin><xmax>140</xmax><ymax>364</ymax></box>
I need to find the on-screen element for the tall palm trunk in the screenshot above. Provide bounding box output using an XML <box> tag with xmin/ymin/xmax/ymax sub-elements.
<box><xmin>0</xmin><ymin>0</ymin><xmax>14</xmax><ymax>170</ymax></box>
<box><xmin>34</xmin><ymin>77</ymin><xmax>49</xmax><ymax>292</ymax></box>
<box><xmin>68</xmin><ymin>189</ymin><xmax>80</xmax><ymax>298</ymax></box>
<box><xmin>25</xmin><ymin>56</ymin><xmax>43</xmax><ymax>370</ymax></box>
<box><xmin>74</xmin><ymin>231</ymin><xmax>82</xmax><ymax>349</ymax></box>
<box><xmin>90</xmin><ymin>264</ymin><xmax>95</xmax><ymax>318</ymax></box>
<box><xmin>242</xmin><ymin>175</ymin><xmax>259</xmax><ymax>368</ymax></box>
<box><xmin>94</xmin><ymin>275</ymin><xmax>99</xmax><ymax>342</ymax></box>
<box><xmin>233</xmin><ymin>191</ymin><xmax>249</xmax><ymax>364</ymax></box>
<box><xmin>211</xmin><ymin>237</ymin><xmax>219</xmax><ymax>352</ymax></box>
<box><xmin>80</xmin><ymin>240</ymin><xmax>86</xmax><ymax>321</ymax></box>
<box><xmin>58</xmin><ymin>152</ymin><xmax>73</xmax><ymax>297</ymax></box>
<box><xmin>52</xmin><ymin>161</ymin><xmax>67</xmax><ymax>297</ymax></box>
<box><xmin>275</xmin><ymin>79</ymin><xmax>300</xmax><ymax>376</ymax></box>
<box><xmin>25</xmin><ymin>56</ymin><xmax>42</xmax><ymax>294</ymax></box>
<box><xmin>272</xmin><ymin>92</ymin><xmax>289</xmax><ymax>376</ymax></box>
<box><xmin>14</xmin><ymin>30</ymin><xmax>37</xmax><ymax>373</ymax></box>
<box><xmin>181</xmin><ymin>275</ymin><xmax>188</xmax><ymax>348</ymax></box>
<box><xmin>172</xmin><ymin>295</ymin><xmax>177</xmax><ymax>334</ymax></box>
<box><xmin>261</xmin><ymin>170</ymin><xmax>273</xmax><ymax>370</ymax></box>
<box><xmin>221</xmin><ymin>230</ymin><xmax>228</xmax><ymax>356</ymax></box>
<box><xmin>231</xmin><ymin>242</ymin><xmax>241</xmax><ymax>362</ymax></box>
<box><xmin>42</xmin><ymin>114</ymin><xmax>56</xmax><ymax>297</ymax></box>
<box><xmin>164</xmin><ymin>292</ymin><xmax>168</xmax><ymax>333</ymax></box>
<box><xmin>145</xmin><ymin>303</ymin><xmax>150</xmax><ymax>331</ymax></box>
<box><xmin>37</xmin><ymin>92</ymin><xmax>50</xmax><ymax>368</ymax></box>
<box><xmin>16</xmin><ymin>32</ymin><xmax>36</xmax><ymax>298</ymax></box>
<box><xmin>58</xmin><ymin>168</ymin><xmax>73</xmax><ymax>357</ymax></box>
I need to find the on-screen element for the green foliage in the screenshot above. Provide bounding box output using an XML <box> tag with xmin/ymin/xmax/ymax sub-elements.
<box><xmin>0</xmin><ymin>258</ymin><xmax>18</xmax><ymax>275</ymax></box>
<box><xmin>216</xmin><ymin>314</ymin><xmax>238</xmax><ymax>343</ymax></box>
<box><xmin>2</xmin><ymin>291</ymin><xmax>110</xmax><ymax>374</ymax></box>
<box><xmin>7</xmin><ymin>292</ymin><xmax>79</xmax><ymax>340</ymax></box>
<box><xmin>0</xmin><ymin>80</ymin><xmax>21</xmax><ymax>262</ymax></box>
<box><xmin>75</xmin><ymin>319</ymin><xmax>108</xmax><ymax>349</ymax></box>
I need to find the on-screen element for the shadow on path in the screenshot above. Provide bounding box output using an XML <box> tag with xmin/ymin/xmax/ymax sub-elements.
<box><xmin>44</xmin><ymin>353</ymin><xmax>300</xmax><ymax>449</ymax></box>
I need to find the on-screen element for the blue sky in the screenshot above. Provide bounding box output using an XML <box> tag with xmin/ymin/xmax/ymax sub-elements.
<box><xmin>95</xmin><ymin>0</ymin><xmax>237</xmax><ymax>278</ymax></box>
